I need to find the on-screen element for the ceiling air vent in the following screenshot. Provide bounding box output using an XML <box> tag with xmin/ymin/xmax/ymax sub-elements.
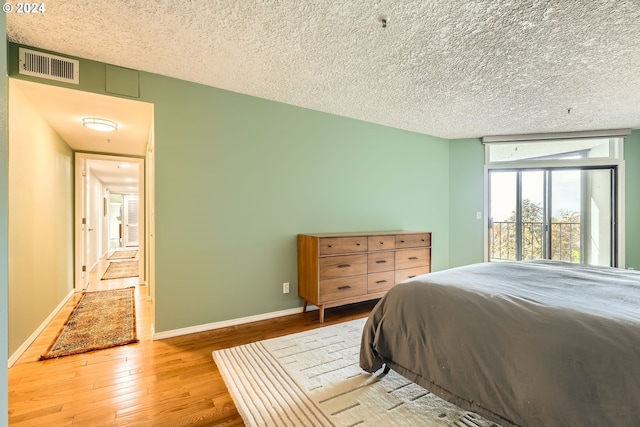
<box><xmin>18</xmin><ymin>47</ymin><xmax>79</xmax><ymax>84</ymax></box>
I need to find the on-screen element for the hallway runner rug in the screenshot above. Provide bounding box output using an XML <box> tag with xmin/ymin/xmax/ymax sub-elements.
<box><xmin>212</xmin><ymin>318</ymin><xmax>499</xmax><ymax>427</ymax></box>
<box><xmin>108</xmin><ymin>249</ymin><xmax>138</xmax><ymax>260</ymax></box>
<box><xmin>40</xmin><ymin>287</ymin><xmax>138</xmax><ymax>360</ymax></box>
<box><xmin>101</xmin><ymin>260</ymin><xmax>139</xmax><ymax>280</ymax></box>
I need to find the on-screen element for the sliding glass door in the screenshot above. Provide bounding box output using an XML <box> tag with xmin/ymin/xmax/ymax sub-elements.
<box><xmin>489</xmin><ymin>167</ymin><xmax>615</xmax><ymax>267</ymax></box>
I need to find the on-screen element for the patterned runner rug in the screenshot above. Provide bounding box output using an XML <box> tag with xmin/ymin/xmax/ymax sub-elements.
<box><xmin>212</xmin><ymin>318</ymin><xmax>499</xmax><ymax>427</ymax></box>
<box><xmin>101</xmin><ymin>260</ymin><xmax>139</xmax><ymax>280</ymax></box>
<box><xmin>108</xmin><ymin>249</ymin><xmax>138</xmax><ymax>260</ymax></box>
<box><xmin>40</xmin><ymin>287</ymin><xmax>138</xmax><ymax>360</ymax></box>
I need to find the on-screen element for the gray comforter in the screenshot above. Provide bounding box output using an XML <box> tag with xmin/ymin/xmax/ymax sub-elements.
<box><xmin>360</xmin><ymin>261</ymin><xmax>640</xmax><ymax>427</ymax></box>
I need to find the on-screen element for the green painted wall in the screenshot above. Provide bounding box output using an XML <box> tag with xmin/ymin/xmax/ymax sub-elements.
<box><xmin>1</xmin><ymin>16</ymin><xmax>9</xmax><ymax>427</ymax></box>
<box><xmin>625</xmin><ymin>130</ymin><xmax>640</xmax><ymax>270</ymax></box>
<box><xmin>449</xmin><ymin>138</ymin><xmax>485</xmax><ymax>267</ymax></box>
<box><xmin>141</xmin><ymin>73</ymin><xmax>450</xmax><ymax>330</ymax></box>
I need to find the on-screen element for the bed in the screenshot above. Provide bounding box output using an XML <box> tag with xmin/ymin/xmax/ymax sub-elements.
<box><xmin>360</xmin><ymin>260</ymin><xmax>640</xmax><ymax>427</ymax></box>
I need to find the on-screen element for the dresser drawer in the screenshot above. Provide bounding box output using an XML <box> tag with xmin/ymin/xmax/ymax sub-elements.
<box><xmin>319</xmin><ymin>237</ymin><xmax>367</xmax><ymax>255</ymax></box>
<box><xmin>395</xmin><ymin>266</ymin><xmax>430</xmax><ymax>284</ymax></box>
<box><xmin>367</xmin><ymin>235</ymin><xmax>396</xmax><ymax>251</ymax></box>
<box><xmin>395</xmin><ymin>248</ymin><xmax>430</xmax><ymax>270</ymax></box>
<box><xmin>367</xmin><ymin>251</ymin><xmax>394</xmax><ymax>273</ymax></box>
<box><xmin>319</xmin><ymin>276</ymin><xmax>367</xmax><ymax>302</ymax></box>
<box><xmin>396</xmin><ymin>233</ymin><xmax>431</xmax><ymax>249</ymax></box>
<box><xmin>368</xmin><ymin>271</ymin><xmax>394</xmax><ymax>294</ymax></box>
<box><xmin>319</xmin><ymin>254</ymin><xmax>367</xmax><ymax>278</ymax></box>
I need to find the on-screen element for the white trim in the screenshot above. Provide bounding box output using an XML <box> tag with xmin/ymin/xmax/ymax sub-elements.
<box><xmin>483</xmin><ymin>165</ymin><xmax>489</xmax><ymax>262</ymax></box>
<box><xmin>482</xmin><ymin>129</ymin><xmax>631</xmax><ymax>143</ymax></box>
<box><xmin>486</xmin><ymin>157</ymin><xmax>623</xmax><ymax>170</ymax></box>
<box><xmin>618</xmin><ymin>161</ymin><xmax>626</xmax><ymax>268</ymax></box>
<box><xmin>8</xmin><ymin>289</ymin><xmax>75</xmax><ymax>367</ymax></box>
<box><xmin>152</xmin><ymin>305</ymin><xmax>319</xmax><ymax>340</ymax></box>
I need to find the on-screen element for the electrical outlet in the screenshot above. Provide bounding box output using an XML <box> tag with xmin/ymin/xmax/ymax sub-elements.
<box><xmin>283</xmin><ymin>282</ymin><xmax>290</xmax><ymax>293</ymax></box>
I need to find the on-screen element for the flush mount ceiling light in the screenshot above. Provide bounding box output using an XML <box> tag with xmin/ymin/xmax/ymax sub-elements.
<box><xmin>82</xmin><ymin>117</ymin><xmax>118</xmax><ymax>132</ymax></box>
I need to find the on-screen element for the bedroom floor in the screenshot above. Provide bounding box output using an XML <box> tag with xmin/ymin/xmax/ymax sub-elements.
<box><xmin>8</xmin><ymin>256</ymin><xmax>377</xmax><ymax>426</ymax></box>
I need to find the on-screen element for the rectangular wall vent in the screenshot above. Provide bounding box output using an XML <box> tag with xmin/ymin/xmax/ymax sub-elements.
<box><xmin>19</xmin><ymin>47</ymin><xmax>79</xmax><ymax>84</ymax></box>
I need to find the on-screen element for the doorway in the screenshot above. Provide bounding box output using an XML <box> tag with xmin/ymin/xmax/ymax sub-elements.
<box><xmin>123</xmin><ymin>195</ymin><xmax>140</xmax><ymax>247</ymax></box>
<box><xmin>74</xmin><ymin>153</ymin><xmax>146</xmax><ymax>291</ymax></box>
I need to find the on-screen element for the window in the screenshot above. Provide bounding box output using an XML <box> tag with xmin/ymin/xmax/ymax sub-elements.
<box><xmin>489</xmin><ymin>168</ymin><xmax>615</xmax><ymax>266</ymax></box>
<box><xmin>484</xmin><ymin>132</ymin><xmax>627</xmax><ymax>267</ymax></box>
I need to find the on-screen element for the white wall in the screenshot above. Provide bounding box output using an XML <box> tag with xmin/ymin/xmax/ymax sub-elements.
<box><xmin>8</xmin><ymin>80</ymin><xmax>74</xmax><ymax>355</ymax></box>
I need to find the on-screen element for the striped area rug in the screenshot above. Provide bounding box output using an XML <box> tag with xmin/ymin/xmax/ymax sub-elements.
<box><xmin>212</xmin><ymin>318</ymin><xmax>499</xmax><ymax>427</ymax></box>
<box><xmin>101</xmin><ymin>260</ymin><xmax>139</xmax><ymax>280</ymax></box>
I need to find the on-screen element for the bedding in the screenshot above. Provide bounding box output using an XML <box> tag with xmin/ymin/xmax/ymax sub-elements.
<box><xmin>360</xmin><ymin>260</ymin><xmax>640</xmax><ymax>427</ymax></box>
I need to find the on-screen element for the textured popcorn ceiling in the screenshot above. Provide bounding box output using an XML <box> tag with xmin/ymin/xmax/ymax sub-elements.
<box><xmin>7</xmin><ymin>0</ymin><xmax>640</xmax><ymax>139</ymax></box>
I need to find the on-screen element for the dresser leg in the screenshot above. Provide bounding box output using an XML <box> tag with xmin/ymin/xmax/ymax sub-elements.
<box><xmin>302</xmin><ymin>299</ymin><xmax>308</xmax><ymax>313</ymax></box>
<box><xmin>319</xmin><ymin>305</ymin><xmax>325</xmax><ymax>323</ymax></box>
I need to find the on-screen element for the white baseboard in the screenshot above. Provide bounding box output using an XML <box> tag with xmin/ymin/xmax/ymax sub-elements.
<box><xmin>153</xmin><ymin>305</ymin><xmax>319</xmax><ymax>340</ymax></box>
<box><xmin>8</xmin><ymin>289</ymin><xmax>75</xmax><ymax>368</ymax></box>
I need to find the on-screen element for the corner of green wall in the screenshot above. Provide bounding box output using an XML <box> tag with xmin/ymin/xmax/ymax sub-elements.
<box><xmin>449</xmin><ymin>138</ymin><xmax>485</xmax><ymax>267</ymax></box>
<box><xmin>625</xmin><ymin>129</ymin><xmax>640</xmax><ymax>269</ymax></box>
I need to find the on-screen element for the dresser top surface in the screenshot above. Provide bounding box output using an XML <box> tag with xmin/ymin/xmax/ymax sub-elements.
<box><xmin>299</xmin><ymin>230</ymin><xmax>430</xmax><ymax>238</ymax></box>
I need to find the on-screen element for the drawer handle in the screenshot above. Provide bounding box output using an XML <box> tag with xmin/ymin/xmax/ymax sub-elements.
<box><xmin>400</xmin><ymin>240</ymin><xmax>405</xmax><ymax>243</ymax></box>
<box><xmin>408</xmin><ymin>256</ymin><xmax>419</xmax><ymax>260</ymax></box>
<box><xmin>379</xmin><ymin>241</ymin><xmax>384</xmax><ymax>245</ymax></box>
<box><xmin>338</xmin><ymin>285</ymin><xmax>352</xmax><ymax>290</ymax></box>
<box><xmin>408</xmin><ymin>275</ymin><xmax>416</xmax><ymax>278</ymax></box>
<box><xmin>375</xmin><ymin>260</ymin><xmax>387</xmax><ymax>264</ymax></box>
<box><xmin>422</xmin><ymin>238</ymin><xmax>426</xmax><ymax>242</ymax></box>
<box><xmin>338</xmin><ymin>264</ymin><xmax>351</xmax><ymax>268</ymax></box>
<box><xmin>356</xmin><ymin>243</ymin><xmax>361</xmax><ymax>246</ymax></box>
<box><xmin>376</xmin><ymin>280</ymin><xmax>387</xmax><ymax>284</ymax></box>
<box><xmin>328</xmin><ymin>244</ymin><xmax>333</xmax><ymax>248</ymax></box>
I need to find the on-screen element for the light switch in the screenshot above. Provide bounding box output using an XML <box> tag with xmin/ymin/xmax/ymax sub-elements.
<box><xmin>476</xmin><ymin>211</ymin><xmax>482</xmax><ymax>220</ymax></box>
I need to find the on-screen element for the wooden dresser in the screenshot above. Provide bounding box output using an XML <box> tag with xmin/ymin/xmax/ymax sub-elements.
<box><xmin>298</xmin><ymin>231</ymin><xmax>432</xmax><ymax>323</ymax></box>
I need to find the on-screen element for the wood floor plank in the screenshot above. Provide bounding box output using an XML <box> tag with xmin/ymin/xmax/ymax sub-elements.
<box><xmin>8</xmin><ymin>252</ymin><xmax>378</xmax><ymax>426</ymax></box>
<box><xmin>7</xmin><ymin>403</ymin><xmax>65</xmax><ymax>425</ymax></box>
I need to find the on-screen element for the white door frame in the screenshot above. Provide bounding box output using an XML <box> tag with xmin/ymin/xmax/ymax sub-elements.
<box><xmin>74</xmin><ymin>153</ymin><xmax>146</xmax><ymax>291</ymax></box>
<box><xmin>78</xmin><ymin>156</ymin><xmax>90</xmax><ymax>290</ymax></box>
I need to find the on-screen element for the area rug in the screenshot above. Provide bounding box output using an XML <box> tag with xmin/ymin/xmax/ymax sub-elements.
<box><xmin>212</xmin><ymin>318</ymin><xmax>499</xmax><ymax>427</ymax></box>
<box><xmin>108</xmin><ymin>249</ymin><xmax>137</xmax><ymax>260</ymax></box>
<box><xmin>101</xmin><ymin>260</ymin><xmax>139</xmax><ymax>280</ymax></box>
<box><xmin>40</xmin><ymin>287</ymin><xmax>138</xmax><ymax>360</ymax></box>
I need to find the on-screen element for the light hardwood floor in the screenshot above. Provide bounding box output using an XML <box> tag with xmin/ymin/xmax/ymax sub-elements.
<box><xmin>8</xmin><ymin>251</ymin><xmax>377</xmax><ymax>426</ymax></box>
